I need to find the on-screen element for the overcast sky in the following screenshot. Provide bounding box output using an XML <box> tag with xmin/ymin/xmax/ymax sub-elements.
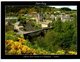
<box><xmin>49</xmin><ymin>6</ymin><xmax>77</xmax><ymax>10</ymax></box>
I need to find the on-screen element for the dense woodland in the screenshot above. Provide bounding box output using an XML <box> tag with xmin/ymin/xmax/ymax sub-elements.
<box><xmin>5</xmin><ymin>5</ymin><xmax>77</xmax><ymax>55</ymax></box>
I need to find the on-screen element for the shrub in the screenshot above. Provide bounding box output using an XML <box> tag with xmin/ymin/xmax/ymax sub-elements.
<box><xmin>44</xmin><ymin>30</ymin><xmax>61</xmax><ymax>52</ymax></box>
<box><xmin>5</xmin><ymin>39</ymin><xmax>50</xmax><ymax>55</ymax></box>
<box><xmin>5</xmin><ymin>31</ymin><xmax>24</xmax><ymax>41</ymax></box>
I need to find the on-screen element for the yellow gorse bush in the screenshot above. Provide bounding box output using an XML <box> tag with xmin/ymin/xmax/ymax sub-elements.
<box><xmin>18</xmin><ymin>38</ymin><xmax>26</xmax><ymax>43</ymax></box>
<box><xmin>68</xmin><ymin>51</ymin><xmax>77</xmax><ymax>55</ymax></box>
<box><xmin>56</xmin><ymin>50</ymin><xmax>65</xmax><ymax>55</ymax></box>
<box><xmin>5</xmin><ymin>38</ymin><xmax>38</xmax><ymax>55</ymax></box>
<box><xmin>5</xmin><ymin>40</ymin><xmax>14</xmax><ymax>45</ymax></box>
<box><xmin>5</xmin><ymin>38</ymin><xmax>77</xmax><ymax>55</ymax></box>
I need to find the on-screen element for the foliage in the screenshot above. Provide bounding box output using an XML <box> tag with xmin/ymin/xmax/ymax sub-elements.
<box><xmin>5</xmin><ymin>23</ymin><xmax>14</xmax><ymax>32</ymax></box>
<box><xmin>5</xmin><ymin>31</ymin><xmax>24</xmax><ymax>41</ymax></box>
<box><xmin>60</xmin><ymin>7</ymin><xmax>71</xmax><ymax>11</ymax></box>
<box><xmin>5</xmin><ymin>39</ymin><xmax>77</xmax><ymax>55</ymax></box>
<box><xmin>56</xmin><ymin>50</ymin><xmax>65</xmax><ymax>55</ymax></box>
<box><xmin>5</xmin><ymin>39</ymin><xmax>50</xmax><ymax>55</ymax></box>
<box><xmin>42</xmin><ymin>17</ymin><xmax>77</xmax><ymax>52</ymax></box>
<box><xmin>68</xmin><ymin>51</ymin><xmax>77</xmax><ymax>55</ymax></box>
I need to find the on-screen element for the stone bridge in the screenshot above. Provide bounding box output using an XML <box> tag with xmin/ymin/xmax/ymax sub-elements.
<box><xmin>22</xmin><ymin>27</ymin><xmax>53</xmax><ymax>42</ymax></box>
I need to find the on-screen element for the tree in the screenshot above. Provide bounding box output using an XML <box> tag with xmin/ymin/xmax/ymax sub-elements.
<box><xmin>52</xmin><ymin>18</ymin><xmax>63</xmax><ymax>32</ymax></box>
<box><xmin>60</xmin><ymin>7</ymin><xmax>71</xmax><ymax>11</ymax></box>
<box><xmin>44</xmin><ymin>30</ymin><xmax>61</xmax><ymax>52</ymax></box>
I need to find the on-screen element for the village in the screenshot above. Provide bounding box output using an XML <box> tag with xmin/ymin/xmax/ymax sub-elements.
<box><xmin>5</xmin><ymin>9</ymin><xmax>76</xmax><ymax>33</ymax></box>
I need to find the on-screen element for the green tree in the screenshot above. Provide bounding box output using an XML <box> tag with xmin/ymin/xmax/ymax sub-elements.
<box><xmin>44</xmin><ymin>30</ymin><xmax>61</xmax><ymax>52</ymax></box>
<box><xmin>60</xmin><ymin>7</ymin><xmax>71</xmax><ymax>11</ymax></box>
<box><xmin>53</xmin><ymin>18</ymin><xmax>63</xmax><ymax>32</ymax></box>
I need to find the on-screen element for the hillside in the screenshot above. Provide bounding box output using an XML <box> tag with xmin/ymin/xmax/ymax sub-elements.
<box><xmin>5</xmin><ymin>5</ymin><xmax>77</xmax><ymax>55</ymax></box>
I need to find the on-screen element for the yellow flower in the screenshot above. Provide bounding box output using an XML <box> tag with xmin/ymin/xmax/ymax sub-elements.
<box><xmin>17</xmin><ymin>44</ymin><xmax>22</xmax><ymax>49</ymax></box>
<box><xmin>14</xmin><ymin>42</ymin><xmax>21</xmax><ymax>46</ymax></box>
<box><xmin>11</xmin><ymin>44</ymin><xmax>15</xmax><ymax>49</ymax></box>
<box><xmin>8</xmin><ymin>49</ymin><xmax>16</xmax><ymax>55</ymax></box>
<box><xmin>5</xmin><ymin>40</ymin><xmax>14</xmax><ymax>45</ymax></box>
<box><xmin>16</xmin><ymin>49</ymin><xmax>21</xmax><ymax>55</ymax></box>
<box><xmin>21</xmin><ymin>45</ymin><xmax>27</xmax><ymax>53</ymax></box>
<box><xmin>18</xmin><ymin>38</ymin><xmax>26</xmax><ymax>43</ymax></box>
<box><xmin>27</xmin><ymin>47</ymin><xmax>31</xmax><ymax>51</ymax></box>
<box><xmin>11</xmin><ymin>42</ymin><xmax>21</xmax><ymax>49</ymax></box>
<box><xmin>56</xmin><ymin>50</ymin><xmax>65</xmax><ymax>55</ymax></box>
<box><xmin>68</xmin><ymin>51</ymin><xmax>77</xmax><ymax>55</ymax></box>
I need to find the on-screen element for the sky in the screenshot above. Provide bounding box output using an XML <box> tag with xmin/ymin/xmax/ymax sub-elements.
<box><xmin>49</xmin><ymin>6</ymin><xmax>77</xmax><ymax>10</ymax></box>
